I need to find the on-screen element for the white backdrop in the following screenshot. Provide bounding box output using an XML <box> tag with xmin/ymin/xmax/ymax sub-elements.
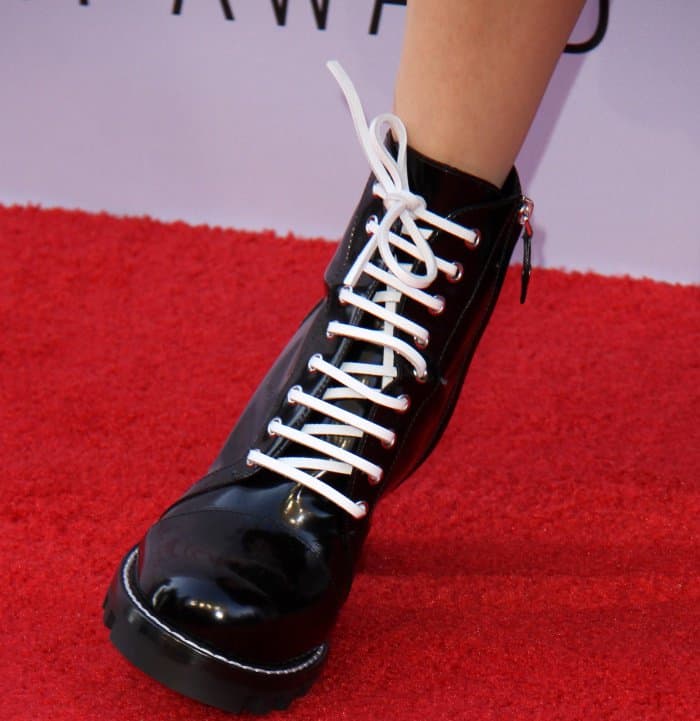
<box><xmin>1</xmin><ymin>1</ymin><xmax>698</xmax><ymax>283</ymax></box>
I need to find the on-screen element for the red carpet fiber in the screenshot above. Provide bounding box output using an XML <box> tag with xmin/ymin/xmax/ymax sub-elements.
<box><xmin>1</xmin><ymin>205</ymin><xmax>699</xmax><ymax>720</ymax></box>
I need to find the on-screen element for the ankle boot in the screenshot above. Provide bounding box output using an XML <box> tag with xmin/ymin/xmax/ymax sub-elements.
<box><xmin>103</xmin><ymin>61</ymin><xmax>534</xmax><ymax>714</ymax></box>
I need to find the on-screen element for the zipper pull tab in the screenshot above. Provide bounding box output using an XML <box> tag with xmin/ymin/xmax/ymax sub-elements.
<box><xmin>518</xmin><ymin>197</ymin><xmax>534</xmax><ymax>304</ymax></box>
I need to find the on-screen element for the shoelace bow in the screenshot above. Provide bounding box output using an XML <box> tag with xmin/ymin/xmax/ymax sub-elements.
<box><xmin>247</xmin><ymin>62</ymin><xmax>480</xmax><ymax>519</ymax></box>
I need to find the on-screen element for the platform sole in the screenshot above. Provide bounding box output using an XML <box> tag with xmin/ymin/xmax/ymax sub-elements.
<box><xmin>103</xmin><ymin>547</ymin><xmax>327</xmax><ymax>714</ymax></box>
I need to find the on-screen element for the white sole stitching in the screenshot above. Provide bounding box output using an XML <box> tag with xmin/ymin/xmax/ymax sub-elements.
<box><xmin>120</xmin><ymin>547</ymin><xmax>326</xmax><ymax>677</ymax></box>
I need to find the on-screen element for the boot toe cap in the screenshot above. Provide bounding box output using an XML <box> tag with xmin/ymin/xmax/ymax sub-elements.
<box><xmin>133</xmin><ymin>508</ymin><xmax>337</xmax><ymax>666</ymax></box>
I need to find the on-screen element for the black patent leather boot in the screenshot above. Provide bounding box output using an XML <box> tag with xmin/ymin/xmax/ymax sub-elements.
<box><xmin>103</xmin><ymin>62</ymin><xmax>534</xmax><ymax>714</ymax></box>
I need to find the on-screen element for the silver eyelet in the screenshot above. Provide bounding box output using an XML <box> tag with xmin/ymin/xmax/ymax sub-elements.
<box><xmin>326</xmin><ymin>329</ymin><xmax>335</xmax><ymax>339</ymax></box>
<box><xmin>356</xmin><ymin>501</ymin><xmax>369</xmax><ymax>516</ymax></box>
<box><xmin>287</xmin><ymin>385</ymin><xmax>302</xmax><ymax>404</ymax></box>
<box><xmin>365</xmin><ymin>214</ymin><xmax>379</xmax><ymax>233</ymax></box>
<box><xmin>467</xmin><ymin>229</ymin><xmax>481</xmax><ymax>248</ymax></box>
<box><xmin>246</xmin><ymin>452</ymin><xmax>259</xmax><ymax>468</ymax></box>
<box><xmin>381</xmin><ymin>433</ymin><xmax>396</xmax><ymax>449</ymax></box>
<box><xmin>368</xmin><ymin>469</ymin><xmax>383</xmax><ymax>485</ymax></box>
<box><xmin>338</xmin><ymin>285</ymin><xmax>353</xmax><ymax>305</ymax></box>
<box><xmin>307</xmin><ymin>353</ymin><xmax>322</xmax><ymax>372</ymax></box>
<box><xmin>267</xmin><ymin>417</ymin><xmax>282</xmax><ymax>436</ymax></box>
<box><xmin>429</xmin><ymin>295</ymin><xmax>445</xmax><ymax>315</ymax></box>
<box><xmin>413</xmin><ymin>368</ymin><xmax>429</xmax><ymax>383</ymax></box>
<box><xmin>414</xmin><ymin>334</ymin><xmax>429</xmax><ymax>349</ymax></box>
<box><xmin>447</xmin><ymin>261</ymin><xmax>463</xmax><ymax>283</ymax></box>
<box><xmin>397</xmin><ymin>394</ymin><xmax>411</xmax><ymax>412</ymax></box>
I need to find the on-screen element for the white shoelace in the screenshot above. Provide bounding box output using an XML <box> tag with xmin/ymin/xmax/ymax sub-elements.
<box><xmin>246</xmin><ymin>61</ymin><xmax>480</xmax><ymax>519</ymax></box>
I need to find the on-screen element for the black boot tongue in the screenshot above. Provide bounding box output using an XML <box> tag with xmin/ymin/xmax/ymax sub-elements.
<box><xmin>405</xmin><ymin>144</ymin><xmax>502</xmax><ymax>217</ymax></box>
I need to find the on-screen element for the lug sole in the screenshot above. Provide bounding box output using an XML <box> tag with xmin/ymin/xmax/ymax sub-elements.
<box><xmin>103</xmin><ymin>547</ymin><xmax>327</xmax><ymax>715</ymax></box>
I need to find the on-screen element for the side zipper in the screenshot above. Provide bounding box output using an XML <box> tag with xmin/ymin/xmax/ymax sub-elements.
<box><xmin>518</xmin><ymin>196</ymin><xmax>534</xmax><ymax>304</ymax></box>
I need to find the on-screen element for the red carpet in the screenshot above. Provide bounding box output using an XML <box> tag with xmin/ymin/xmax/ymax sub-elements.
<box><xmin>2</xmin><ymin>205</ymin><xmax>699</xmax><ymax>720</ymax></box>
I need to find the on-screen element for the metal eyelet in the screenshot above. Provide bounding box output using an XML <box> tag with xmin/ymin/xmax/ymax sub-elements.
<box><xmin>365</xmin><ymin>214</ymin><xmax>379</xmax><ymax>233</ymax></box>
<box><xmin>413</xmin><ymin>368</ymin><xmax>429</xmax><ymax>383</ymax></box>
<box><xmin>414</xmin><ymin>334</ymin><xmax>429</xmax><ymax>349</ymax></box>
<box><xmin>287</xmin><ymin>385</ymin><xmax>302</xmax><ymax>404</ymax></box>
<box><xmin>447</xmin><ymin>262</ymin><xmax>463</xmax><ymax>283</ymax></box>
<box><xmin>397</xmin><ymin>394</ymin><xmax>411</xmax><ymax>413</ymax></box>
<box><xmin>356</xmin><ymin>501</ymin><xmax>369</xmax><ymax>516</ymax></box>
<box><xmin>246</xmin><ymin>452</ymin><xmax>259</xmax><ymax>468</ymax></box>
<box><xmin>338</xmin><ymin>285</ymin><xmax>352</xmax><ymax>305</ymax></box>
<box><xmin>381</xmin><ymin>433</ymin><xmax>396</xmax><ymax>449</ymax></box>
<box><xmin>267</xmin><ymin>417</ymin><xmax>282</xmax><ymax>436</ymax></box>
<box><xmin>467</xmin><ymin>229</ymin><xmax>481</xmax><ymax>248</ymax></box>
<box><xmin>326</xmin><ymin>329</ymin><xmax>335</xmax><ymax>339</ymax></box>
<box><xmin>368</xmin><ymin>469</ymin><xmax>383</xmax><ymax>485</ymax></box>
<box><xmin>307</xmin><ymin>353</ymin><xmax>322</xmax><ymax>372</ymax></box>
<box><xmin>429</xmin><ymin>295</ymin><xmax>445</xmax><ymax>315</ymax></box>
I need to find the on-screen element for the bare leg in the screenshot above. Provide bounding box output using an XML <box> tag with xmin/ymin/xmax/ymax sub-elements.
<box><xmin>395</xmin><ymin>0</ymin><xmax>586</xmax><ymax>187</ymax></box>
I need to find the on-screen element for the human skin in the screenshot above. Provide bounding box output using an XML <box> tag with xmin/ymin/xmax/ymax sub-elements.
<box><xmin>394</xmin><ymin>0</ymin><xmax>587</xmax><ymax>187</ymax></box>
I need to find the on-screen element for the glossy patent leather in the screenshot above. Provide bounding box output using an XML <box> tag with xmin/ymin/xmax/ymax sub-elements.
<box><xmin>108</xmin><ymin>145</ymin><xmax>528</xmax><ymax>698</ymax></box>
